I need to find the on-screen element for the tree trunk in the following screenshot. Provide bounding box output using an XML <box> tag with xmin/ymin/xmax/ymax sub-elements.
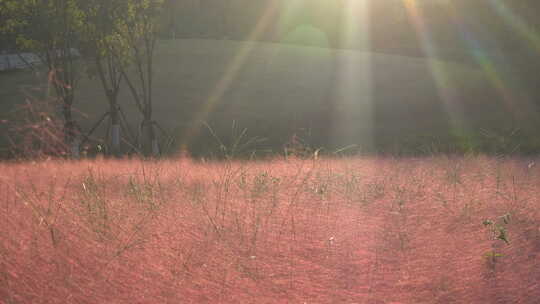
<box><xmin>111</xmin><ymin>111</ymin><xmax>121</xmax><ymax>157</ymax></box>
<box><xmin>5</xmin><ymin>53</ymin><xmax>11</xmax><ymax>70</ymax></box>
<box><xmin>62</xmin><ymin>96</ymin><xmax>80</xmax><ymax>158</ymax></box>
<box><xmin>152</xmin><ymin>138</ymin><xmax>159</xmax><ymax>156</ymax></box>
<box><xmin>109</xmin><ymin>91</ymin><xmax>121</xmax><ymax>157</ymax></box>
<box><xmin>142</xmin><ymin>118</ymin><xmax>159</xmax><ymax>157</ymax></box>
<box><xmin>71</xmin><ymin>138</ymin><xmax>81</xmax><ymax>159</ymax></box>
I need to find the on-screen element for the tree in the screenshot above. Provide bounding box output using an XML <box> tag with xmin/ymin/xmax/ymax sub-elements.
<box><xmin>114</xmin><ymin>0</ymin><xmax>164</xmax><ymax>156</ymax></box>
<box><xmin>79</xmin><ymin>0</ymin><xmax>129</xmax><ymax>156</ymax></box>
<box><xmin>2</xmin><ymin>0</ymin><xmax>84</xmax><ymax>157</ymax></box>
<box><xmin>0</xmin><ymin>1</ymin><xmax>17</xmax><ymax>51</ymax></box>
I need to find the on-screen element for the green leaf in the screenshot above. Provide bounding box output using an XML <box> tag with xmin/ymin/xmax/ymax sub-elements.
<box><xmin>483</xmin><ymin>219</ymin><xmax>493</xmax><ymax>226</ymax></box>
<box><xmin>497</xmin><ymin>229</ymin><xmax>510</xmax><ymax>244</ymax></box>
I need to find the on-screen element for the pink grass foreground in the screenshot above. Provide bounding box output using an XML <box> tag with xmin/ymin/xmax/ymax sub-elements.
<box><xmin>0</xmin><ymin>156</ymin><xmax>539</xmax><ymax>303</ymax></box>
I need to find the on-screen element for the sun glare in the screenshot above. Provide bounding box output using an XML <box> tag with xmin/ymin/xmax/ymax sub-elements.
<box><xmin>3</xmin><ymin>1</ymin><xmax>540</xmax><ymax>302</ymax></box>
<box><xmin>444</xmin><ymin>2</ymin><xmax>522</xmax><ymax>123</ymax></box>
<box><xmin>181</xmin><ymin>2</ymin><xmax>280</xmax><ymax>150</ymax></box>
<box><xmin>331</xmin><ymin>0</ymin><xmax>374</xmax><ymax>150</ymax></box>
<box><xmin>401</xmin><ymin>0</ymin><xmax>536</xmax><ymax>130</ymax></box>
<box><xmin>401</xmin><ymin>0</ymin><xmax>466</xmax><ymax>130</ymax></box>
<box><xmin>176</xmin><ymin>0</ymin><xmax>538</xmax><ymax>152</ymax></box>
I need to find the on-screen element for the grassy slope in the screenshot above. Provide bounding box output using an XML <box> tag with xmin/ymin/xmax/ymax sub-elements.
<box><xmin>1</xmin><ymin>157</ymin><xmax>539</xmax><ymax>302</ymax></box>
<box><xmin>2</xmin><ymin>39</ymin><xmax>539</xmax><ymax>155</ymax></box>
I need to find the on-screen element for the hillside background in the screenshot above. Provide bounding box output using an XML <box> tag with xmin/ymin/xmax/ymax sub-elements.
<box><xmin>1</xmin><ymin>0</ymin><xmax>539</xmax><ymax>157</ymax></box>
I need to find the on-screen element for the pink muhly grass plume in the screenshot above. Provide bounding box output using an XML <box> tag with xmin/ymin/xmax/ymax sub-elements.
<box><xmin>0</xmin><ymin>156</ymin><xmax>538</xmax><ymax>303</ymax></box>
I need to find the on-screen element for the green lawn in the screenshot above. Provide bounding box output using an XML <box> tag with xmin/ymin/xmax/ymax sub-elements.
<box><xmin>2</xmin><ymin>39</ymin><xmax>539</xmax><ymax>157</ymax></box>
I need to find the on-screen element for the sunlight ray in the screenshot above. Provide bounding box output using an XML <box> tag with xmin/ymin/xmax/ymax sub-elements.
<box><xmin>181</xmin><ymin>2</ymin><xmax>279</xmax><ymax>150</ymax></box>
<box><xmin>445</xmin><ymin>3</ymin><xmax>521</xmax><ymax>125</ymax></box>
<box><xmin>330</xmin><ymin>0</ymin><xmax>373</xmax><ymax>151</ymax></box>
<box><xmin>488</xmin><ymin>0</ymin><xmax>540</xmax><ymax>52</ymax></box>
<box><xmin>402</xmin><ymin>0</ymin><xmax>466</xmax><ymax>129</ymax></box>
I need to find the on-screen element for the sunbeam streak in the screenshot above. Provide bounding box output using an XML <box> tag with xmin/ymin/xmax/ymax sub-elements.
<box><xmin>488</xmin><ymin>0</ymin><xmax>540</xmax><ymax>52</ymax></box>
<box><xmin>331</xmin><ymin>0</ymin><xmax>373</xmax><ymax>151</ymax></box>
<box><xmin>402</xmin><ymin>0</ymin><xmax>465</xmax><ymax>129</ymax></box>
<box><xmin>446</xmin><ymin>3</ymin><xmax>522</xmax><ymax>124</ymax></box>
<box><xmin>181</xmin><ymin>2</ymin><xmax>279</xmax><ymax>149</ymax></box>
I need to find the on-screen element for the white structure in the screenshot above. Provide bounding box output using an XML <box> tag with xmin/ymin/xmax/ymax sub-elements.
<box><xmin>0</xmin><ymin>52</ymin><xmax>42</xmax><ymax>71</ymax></box>
<box><xmin>0</xmin><ymin>49</ymin><xmax>80</xmax><ymax>71</ymax></box>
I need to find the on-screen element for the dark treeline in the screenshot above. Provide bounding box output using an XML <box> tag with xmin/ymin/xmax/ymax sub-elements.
<box><xmin>3</xmin><ymin>0</ymin><xmax>538</xmax><ymax>67</ymax></box>
<box><xmin>159</xmin><ymin>0</ymin><xmax>540</xmax><ymax>58</ymax></box>
<box><xmin>2</xmin><ymin>0</ymin><xmax>540</xmax><ymax>159</ymax></box>
<box><xmin>2</xmin><ymin>1</ymin><xmax>538</xmax><ymax>58</ymax></box>
<box><xmin>155</xmin><ymin>0</ymin><xmax>540</xmax><ymax>158</ymax></box>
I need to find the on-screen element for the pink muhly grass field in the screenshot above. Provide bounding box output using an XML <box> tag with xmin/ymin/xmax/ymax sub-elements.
<box><xmin>0</xmin><ymin>156</ymin><xmax>539</xmax><ymax>303</ymax></box>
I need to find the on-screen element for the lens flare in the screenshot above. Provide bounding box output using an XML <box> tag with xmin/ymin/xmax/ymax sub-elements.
<box><xmin>330</xmin><ymin>0</ymin><xmax>373</xmax><ymax>151</ymax></box>
<box><xmin>445</xmin><ymin>2</ymin><xmax>522</xmax><ymax>123</ymax></box>
<box><xmin>402</xmin><ymin>0</ymin><xmax>465</xmax><ymax>129</ymax></box>
<box><xmin>181</xmin><ymin>2</ymin><xmax>279</xmax><ymax>149</ymax></box>
<box><xmin>488</xmin><ymin>0</ymin><xmax>540</xmax><ymax>52</ymax></box>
